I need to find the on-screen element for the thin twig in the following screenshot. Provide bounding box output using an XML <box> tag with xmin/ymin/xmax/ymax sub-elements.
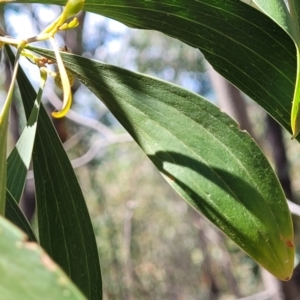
<box><xmin>27</xmin><ymin>133</ymin><xmax>132</xmax><ymax>179</ymax></box>
<box><xmin>71</xmin><ymin>133</ymin><xmax>132</xmax><ymax>168</ymax></box>
<box><xmin>63</xmin><ymin>129</ymin><xmax>86</xmax><ymax>151</ymax></box>
<box><xmin>287</xmin><ymin>199</ymin><xmax>300</xmax><ymax>217</ymax></box>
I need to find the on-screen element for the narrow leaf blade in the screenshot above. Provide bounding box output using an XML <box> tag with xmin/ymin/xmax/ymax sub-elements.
<box><xmin>0</xmin><ymin>46</ymin><xmax>21</xmax><ymax>215</ymax></box>
<box><xmin>252</xmin><ymin>1</ymin><xmax>300</xmax><ymax>139</ymax></box>
<box><xmin>7</xmin><ymin>49</ymin><xmax>102</xmax><ymax>299</ymax></box>
<box><xmin>5</xmin><ymin>190</ymin><xmax>37</xmax><ymax>242</ymax></box>
<box><xmin>0</xmin><ymin>109</ymin><xmax>8</xmax><ymax>214</ymax></box>
<box><xmin>6</xmin><ymin>45</ymin><xmax>45</xmax><ymax>202</ymax></box>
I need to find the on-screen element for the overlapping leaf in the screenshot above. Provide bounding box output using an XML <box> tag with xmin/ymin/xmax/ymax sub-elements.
<box><xmin>4</xmin><ymin>0</ymin><xmax>298</xmax><ymax>281</ymax></box>
<box><xmin>16</xmin><ymin>0</ymin><xmax>297</xmax><ymax>138</ymax></box>
<box><xmin>252</xmin><ymin>0</ymin><xmax>300</xmax><ymax>137</ymax></box>
<box><xmin>0</xmin><ymin>46</ymin><xmax>21</xmax><ymax>215</ymax></box>
<box><xmin>3</xmin><ymin>45</ymin><xmax>42</xmax><ymax>242</ymax></box>
<box><xmin>0</xmin><ymin>99</ymin><xmax>9</xmax><ymax>214</ymax></box>
<box><xmin>5</xmin><ymin>191</ymin><xmax>36</xmax><ymax>242</ymax></box>
<box><xmin>0</xmin><ymin>216</ymin><xmax>87</xmax><ymax>300</ymax></box>
<box><xmin>6</xmin><ymin>48</ymin><xmax>102</xmax><ymax>299</ymax></box>
<box><xmin>30</xmin><ymin>46</ymin><xmax>294</xmax><ymax>280</ymax></box>
<box><xmin>6</xmin><ymin>46</ymin><xmax>45</xmax><ymax>202</ymax></box>
<box><xmin>252</xmin><ymin>0</ymin><xmax>293</xmax><ymax>35</ymax></box>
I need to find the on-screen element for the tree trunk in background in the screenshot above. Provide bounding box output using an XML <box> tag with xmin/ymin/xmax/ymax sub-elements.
<box><xmin>206</xmin><ymin>63</ymin><xmax>254</xmax><ymax>136</ymax></box>
<box><xmin>265</xmin><ymin>115</ymin><xmax>293</xmax><ymax>200</ymax></box>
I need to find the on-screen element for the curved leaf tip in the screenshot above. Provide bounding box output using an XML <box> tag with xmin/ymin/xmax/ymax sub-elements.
<box><xmin>30</xmin><ymin>44</ymin><xmax>294</xmax><ymax>281</ymax></box>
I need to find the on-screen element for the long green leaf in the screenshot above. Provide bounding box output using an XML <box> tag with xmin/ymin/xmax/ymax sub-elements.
<box><xmin>0</xmin><ymin>100</ymin><xmax>9</xmax><ymax>214</ymax></box>
<box><xmin>6</xmin><ymin>46</ymin><xmax>46</xmax><ymax>202</ymax></box>
<box><xmin>5</xmin><ymin>190</ymin><xmax>37</xmax><ymax>242</ymax></box>
<box><xmin>0</xmin><ymin>216</ymin><xmax>87</xmax><ymax>300</ymax></box>
<box><xmin>0</xmin><ymin>45</ymin><xmax>22</xmax><ymax>215</ymax></box>
<box><xmin>288</xmin><ymin>0</ymin><xmax>300</xmax><ymax>138</ymax></box>
<box><xmin>3</xmin><ymin>45</ymin><xmax>41</xmax><ymax>243</ymax></box>
<box><xmin>251</xmin><ymin>0</ymin><xmax>300</xmax><ymax>138</ymax></box>
<box><xmin>7</xmin><ymin>50</ymin><xmax>102</xmax><ymax>299</ymax></box>
<box><xmin>31</xmin><ymin>47</ymin><xmax>294</xmax><ymax>280</ymax></box>
<box><xmin>18</xmin><ymin>0</ymin><xmax>297</xmax><ymax>138</ymax></box>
